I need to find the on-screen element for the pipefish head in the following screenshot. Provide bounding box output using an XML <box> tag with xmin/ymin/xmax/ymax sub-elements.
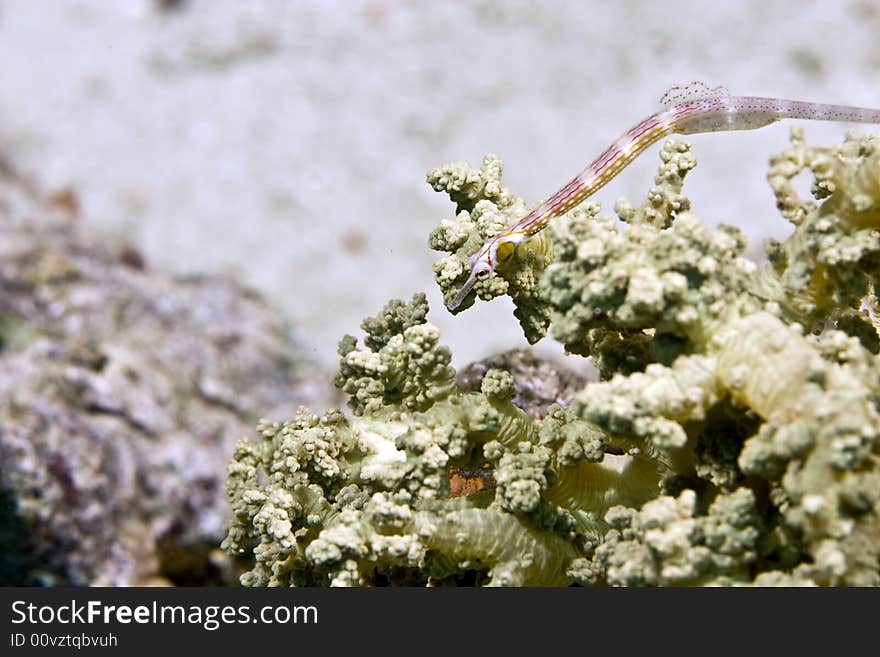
<box><xmin>446</xmin><ymin>235</ymin><xmax>522</xmax><ymax>312</ymax></box>
<box><xmin>447</xmin><ymin>249</ymin><xmax>494</xmax><ymax>312</ymax></box>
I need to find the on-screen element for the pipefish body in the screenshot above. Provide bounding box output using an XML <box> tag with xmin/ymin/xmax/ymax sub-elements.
<box><xmin>448</xmin><ymin>82</ymin><xmax>880</xmax><ymax>311</ymax></box>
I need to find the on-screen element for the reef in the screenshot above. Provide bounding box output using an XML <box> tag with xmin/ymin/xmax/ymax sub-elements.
<box><xmin>224</xmin><ymin>129</ymin><xmax>880</xmax><ymax>586</ymax></box>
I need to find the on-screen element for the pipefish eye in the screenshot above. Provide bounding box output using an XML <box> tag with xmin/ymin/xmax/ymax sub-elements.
<box><xmin>475</xmin><ymin>268</ymin><xmax>490</xmax><ymax>280</ymax></box>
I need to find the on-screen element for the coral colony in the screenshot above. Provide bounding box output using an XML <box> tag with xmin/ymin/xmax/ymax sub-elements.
<box><xmin>224</xmin><ymin>86</ymin><xmax>880</xmax><ymax>586</ymax></box>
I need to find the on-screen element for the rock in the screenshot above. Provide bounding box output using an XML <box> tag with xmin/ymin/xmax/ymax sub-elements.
<box><xmin>456</xmin><ymin>348</ymin><xmax>593</xmax><ymax>418</ymax></box>
<box><xmin>0</xmin><ymin>172</ymin><xmax>335</xmax><ymax>585</ymax></box>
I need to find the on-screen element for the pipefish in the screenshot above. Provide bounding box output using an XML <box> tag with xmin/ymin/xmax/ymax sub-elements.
<box><xmin>449</xmin><ymin>82</ymin><xmax>880</xmax><ymax>311</ymax></box>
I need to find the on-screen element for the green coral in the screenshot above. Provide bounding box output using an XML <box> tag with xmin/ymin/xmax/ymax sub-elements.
<box><xmin>426</xmin><ymin>153</ymin><xmax>516</xmax><ymax>215</ymax></box>
<box><xmin>224</xmin><ymin>294</ymin><xmax>657</xmax><ymax>586</ymax></box>
<box><xmin>428</xmin><ymin>158</ymin><xmax>554</xmax><ymax>342</ymax></box>
<box><xmin>570</xmin><ymin>488</ymin><xmax>760</xmax><ymax>586</ymax></box>
<box><xmin>757</xmin><ymin>128</ymin><xmax>880</xmax><ymax>341</ymax></box>
<box><xmin>333</xmin><ymin>293</ymin><xmax>457</xmax><ymax>415</ymax></box>
<box><xmin>226</xmin><ymin>130</ymin><xmax>880</xmax><ymax>586</ymax></box>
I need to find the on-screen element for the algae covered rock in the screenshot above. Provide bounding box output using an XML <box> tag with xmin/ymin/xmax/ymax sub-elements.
<box><xmin>0</xmin><ymin>173</ymin><xmax>330</xmax><ymax>585</ymax></box>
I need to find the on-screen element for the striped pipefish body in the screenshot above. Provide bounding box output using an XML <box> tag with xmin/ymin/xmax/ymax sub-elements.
<box><xmin>448</xmin><ymin>82</ymin><xmax>880</xmax><ymax>311</ymax></box>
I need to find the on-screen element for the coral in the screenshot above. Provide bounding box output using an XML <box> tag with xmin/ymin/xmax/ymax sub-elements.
<box><xmin>569</xmin><ymin>488</ymin><xmax>761</xmax><ymax>586</ymax></box>
<box><xmin>757</xmin><ymin>128</ymin><xmax>880</xmax><ymax>344</ymax></box>
<box><xmin>333</xmin><ymin>293</ymin><xmax>457</xmax><ymax>416</ymax></box>
<box><xmin>428</xmin><ymin>156</ymin><xmax>554</xmax><ymax>342</ymax></box>
<box><xmin>227</xmin><ymin>130</ymin><xmax>880</xmax><ymax>586</ymax></box>
<box><xmin>224</xmin><ymin>295</ymin><xmax>666</xmax><ymax>586</ymax></box>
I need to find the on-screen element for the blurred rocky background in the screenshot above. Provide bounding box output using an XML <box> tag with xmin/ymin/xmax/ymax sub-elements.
<box><xmin>0</xmin><ymin>170</ymin><xmax>332</xmax><ymax>584</ymax></box>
